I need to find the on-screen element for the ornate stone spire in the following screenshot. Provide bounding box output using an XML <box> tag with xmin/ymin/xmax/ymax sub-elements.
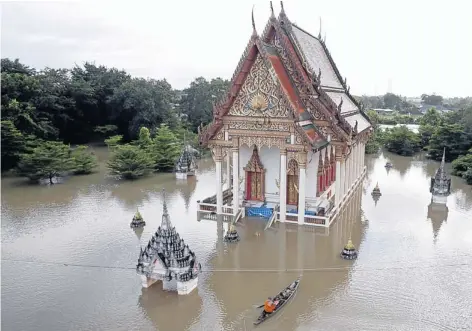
<box><xmin>435</xmin><ymin>148</ymin><xmax>447</xmax><ymax>181</ymax></box>
<box><xmin>430</xmin><ymin>148</ymin><xmax>451</xmax><ymax>199</ymax></box>
<box><xmin>161</xmin><ymin>189</ymin><xmax>172</xmax><ymax>230</ymax></box>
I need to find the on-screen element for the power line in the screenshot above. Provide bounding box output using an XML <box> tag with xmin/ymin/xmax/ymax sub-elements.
<box><xmin>2</xmin><ymin>258</ymin><xmax>471</xmax><ymax>273</ymax></box>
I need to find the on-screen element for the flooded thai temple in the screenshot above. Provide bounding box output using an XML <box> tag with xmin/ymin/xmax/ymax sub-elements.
<box><xmin>136</xmin><ymin>191</ymin><xmax>201</xmax><ymax>295</ymax></box>
<box><xmin>430</xmin><ymin>148</ymin><xmax>451</xmax><ymax>205</ymax></box>
<box><xmin>197</xmin><ymin>2</ymin><xmax>372</xmax><ymax>228</ymax></box>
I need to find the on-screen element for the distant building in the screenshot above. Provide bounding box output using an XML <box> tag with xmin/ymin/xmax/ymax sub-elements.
<box><xmin>373</xmin><ymin>108</ymin><xmax>395</xmax><ymax>115</ymax></box>
<box><xmin>419</xmin><ymin>104</ymin><xmax>452</xmax><ymax>114</ymax></box>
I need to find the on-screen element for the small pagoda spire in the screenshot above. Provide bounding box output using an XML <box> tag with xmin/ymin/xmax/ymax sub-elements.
<box><xmin>269</xmin><ymin>1</ymin><xmax>275</xmax><ymax>18</ymax></box>
<box><xmin>280</xmin><ymin>1</ymin><xmax>285</xmax><ymax>14</ymax></box>
<box><xmin>430</xmin><ymin>148</ymin><xmax>451</xmax><ymax>203</ymax></box>
<box><xmin>161</xmin><ymin>189</ymin><xmax>172</xmax><ymax>230</ymax></box>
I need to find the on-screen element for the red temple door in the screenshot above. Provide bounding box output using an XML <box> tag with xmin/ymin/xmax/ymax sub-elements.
<box><xmin>244</xmin><ymin>146</ymin><xmax>265</xmax><ymax>201</ymax></box>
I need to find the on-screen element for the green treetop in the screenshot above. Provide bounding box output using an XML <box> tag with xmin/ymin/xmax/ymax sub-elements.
<box><xmin>17</xmin><ymin>141</ymin><xmax>75</xmax><ymax>184</ymax></box>
<box><xmin>107</xmin><ymin>144</ymin><xmax>155</xmax><ymax>180</ymax></box>
<box><xmin>71</xmin><ymin>145</ymin><xmax>98</xmax><ymax>175</ymax></box>
<box><xmin>153</xmin><ymin>124</ymin><xmax>181</xmax><ymax>172</ymax></box>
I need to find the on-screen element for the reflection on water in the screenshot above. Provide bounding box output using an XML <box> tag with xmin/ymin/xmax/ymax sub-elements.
<box><xmin>2</xmin><ymin>148</ymin><xmax>472</xmax><ymax>331</ymax></box>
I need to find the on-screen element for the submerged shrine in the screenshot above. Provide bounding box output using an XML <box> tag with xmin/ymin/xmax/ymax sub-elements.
<box><xmin>340</xmin><ymin>238</ymin><xmax>358</xmax><ymax>260</ymax></box>
<box><xmin>175</xmin><ymin>144</ymin><xmax>198</xmax><ymax>180</ymax></box>
<box><xmin>136</xmin><ymin>191</ymin><xmax>201</xmax><ymax>295</ymax></box>
<box><xmin>130</xmin><ymin>208</ymin><xmax>146</xmax><ymax>228</ymax></box>
<box><xmin>196</xmin><ymin>2</ymin><xmax>372</xmax><ymax>229</ymax></box>
<box><xmin>223</xmin><ymin>223</ymin><xmax>240</xmax><ymax>243</ymax></box>
<box><xmin>430</xmin><ymin>148</ymin><xmax>451</xmax><ymax>205</ymax></box>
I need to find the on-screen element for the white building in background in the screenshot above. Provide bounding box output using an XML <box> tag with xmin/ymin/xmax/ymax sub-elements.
<box><xmin>197</xmin><ymin>3</ymin><xmax>372</xmax><ymax>227</ymax></box>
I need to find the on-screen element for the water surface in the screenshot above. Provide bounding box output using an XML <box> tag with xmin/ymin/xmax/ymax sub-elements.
<box><xmin>2</xmin><ymin>148</ymin><xmax>471</xmax><ymax>330</ymax></box>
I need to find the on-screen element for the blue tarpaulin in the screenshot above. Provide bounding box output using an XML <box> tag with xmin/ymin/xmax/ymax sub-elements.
<box><xmin>246</xmin><ymin>206</ymin><xmax>273</xmax><ymax>219</ymax></box>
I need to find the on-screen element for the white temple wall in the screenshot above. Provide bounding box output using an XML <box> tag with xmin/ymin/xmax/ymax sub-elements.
<box><xmin>305</xmin><ymin>150</ymin><xmax>320</xmax><ymax>200</ymax></box>
<box><xmin>259</xmin><ymin>147</ymin><xmax>280</xmax><ymax>196</ymax></box>
<box><xmin>238</xmin><ymin>145</ymin><xmax>252</xmax><ymax>195</ymax></box>
<box><xmin>177</xmin><ymin>277</ymin><xmax>198</xmax><ymax>295</ymax></box>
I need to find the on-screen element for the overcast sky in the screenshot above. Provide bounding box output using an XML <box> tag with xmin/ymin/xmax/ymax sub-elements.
<box><xmin>1</xmin><ymin>0</ymin><xmax>471</xmax><ymax>97</ymax></box>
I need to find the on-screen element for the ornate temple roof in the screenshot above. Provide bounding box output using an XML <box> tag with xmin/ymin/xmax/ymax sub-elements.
<box><xmin>198</xmin><ymin>2</ymin><xmax>371</xmax><ymax>147</ymax></box>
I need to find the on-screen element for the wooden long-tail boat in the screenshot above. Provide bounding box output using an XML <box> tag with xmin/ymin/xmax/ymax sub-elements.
<box><xmin>253</xmin><ymin>276</ymin><xmax>301</xmax><ymax>326</ymax></box>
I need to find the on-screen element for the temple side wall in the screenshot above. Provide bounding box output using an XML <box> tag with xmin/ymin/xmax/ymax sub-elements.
<box><xmin>260</xmin><ymin>147</ymin><xmax>280</xmax><ymax>195</ymax></box>
<box><xmin>305</xmin><ymin>150</ymin><xmax>320</xmax><ymax>200</ymax></box>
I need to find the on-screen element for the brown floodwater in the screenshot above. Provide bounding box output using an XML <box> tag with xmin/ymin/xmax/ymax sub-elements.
<box><xmin>2</xmin><ymin>148</ymin><xmax>472</xmax><ymax>331</ymax></box>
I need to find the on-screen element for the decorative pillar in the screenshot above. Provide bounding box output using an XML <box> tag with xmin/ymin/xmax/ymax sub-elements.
<box><xmin>356</xmin><ymin>141</ymin><xmax>361</xmax><ymax>178</ymax></box>
<box><xmin>231</xmin><ymin>138</ymin><xmax>239</xmax><ymax>216</ymax></box>
<box><xmin>335</xmin><ymin>146</ymin><xmax>343</xmax><ymax>207</ymax></box>
<box><xmin>297</xmin><ymin>152</ymin><xmax>307</xmax><ymax>225</ymax></box>
<box><xmin>358</xmin><ymin>142</ymin><xmax>362</xmax><ymax>176</ymax></box>
<box><xmin>351</xmin><ymin>144</ymin><xmax>356</xmax><ymax>184</ymax></box>
<box><xmin>279</xmin><ymin>148</ymin><xmax>287</xmax><ymax>222</ymax></box>
<box><xmin>226</xmin><ymin>151</ymin><xmax>231</xmax><ymax>190</ymax></box>
<box><xmin>317</xmin><ymin>151</ymin><xmax>323</xmax><ymax>196</ymax></box>
<box><xmin>340</xmin><ymin>150</ymin><xmax>346</xmax><ymax>201</ymax></box>
<box><xmin>362</xmin><ymin>141</ymin><xmax>366</xmax><ymax>171</ymax></box>
<box><xmin>330</xmin><ymin>147</ymin><xmax>336</xmax><ymax>185</ymax></box>
<box><xmin>343</xmin><ymin>152</ymin><xmax>349</xmax><ymax>194</ymax></box>
<box><xmin>214</xmin><ymin>146</ymin><xmax>223</xmax><ymax>214</ymax></box>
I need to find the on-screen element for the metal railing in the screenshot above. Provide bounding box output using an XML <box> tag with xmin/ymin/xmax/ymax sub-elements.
<box><xmin>264</xmin><ymin>205</ymin><xmax>279</xmax><ymax>230</ymax></box>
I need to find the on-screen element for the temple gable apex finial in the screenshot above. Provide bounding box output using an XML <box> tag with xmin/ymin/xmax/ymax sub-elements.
<box><xmin>280</xmin><ymin>1</ymin><xmax>285</xmax><ymax>14</ymax></box>
<box><xmin>318</xmin><ymin>17</ymin><xmax>322</xmax><ymax>39</ymax></box>
<box><xmin>251</xmin><ymin>5</ymin><xmax>257</xmax><ymax>36</ymax></box>
<box><xmin>270</xmin><ymin>1</ymin><xmax>275</xmax><ymax>18</ymax></box>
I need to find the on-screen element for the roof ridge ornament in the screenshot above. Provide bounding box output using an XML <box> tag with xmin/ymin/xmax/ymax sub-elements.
<box><xmin>280</xmin><ymin>1</ymin><xmax>285</xmax><ymax>14</ymax></box>
<box><xmin>338</xmin><ymin>98</ymin><xmax>343</xmax><ymax>112</ymax></box>
<box><xmin>270</xmin><ymin>1</ymin><xmax>275</xmax><ymax>18</ymax></box>
<box><xmin>318</xmin><ymin>17</ymin><xmax>322</xmax><ymax>39</ymax></box>
<box><xmin>252</xmin><ymin>5</ymin><xmax>257</xmax><ymax>36</ymax></box>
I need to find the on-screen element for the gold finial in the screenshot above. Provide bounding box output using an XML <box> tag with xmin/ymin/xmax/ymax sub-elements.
<box><xmin>344</xmin><ymin>238</ymin><xmax>355</xmax><ymax>250</ymax></box>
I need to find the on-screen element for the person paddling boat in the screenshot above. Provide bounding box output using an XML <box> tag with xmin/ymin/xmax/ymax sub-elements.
<box><xmin>262</xmin><ymin>297</ymin><xmax>278</xmax><ymax>318</ymax></box>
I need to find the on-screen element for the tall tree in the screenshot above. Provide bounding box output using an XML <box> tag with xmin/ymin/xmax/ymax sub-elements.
<box><xmin>180</xmin><ymin>77</ymin><xmax>229</xmax><ymax>131</ymax></box>
<box><xmin>153</xmin><ymin>124</ymin><xmax>181</xmax><ymax>171</ymax></box>
<box><xmin>107</xmin><ymin>144</ymin><xmax>155</xmax><ymax>180</ymax></box>
<box><xmin>17</xmin><ymin>141</ymin><xmax>74</xmax><ymax>184</ymax></box>
<box><xmin>1</xmin><ymin>121</ymin><xmax>26</xmax><ymax>171</ymax></box>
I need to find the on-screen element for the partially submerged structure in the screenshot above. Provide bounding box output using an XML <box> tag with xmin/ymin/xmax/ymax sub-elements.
<box><xmin>175</xmin><ymin>145</ymin><xmax>198</xmax><ymax>180</ymax></box>
<box><xmin>223</xmin><ymin>223</ymin><xmax>240</xmax><ymax>243</ymax></box>
<box><xmin>130</xmin><ymin>208</ymin><xmax>146</xmax><ymax>228</ymax></box>
<box><xmin>430</xmin><ymin>149</ymin><xmax>451</xmax><ymax>205</ymax></box>
<box><xmin>197</xmin><ymin>2</ymin><xmax>372</xmax><ymax>228</ymax></box>
<box><xmin>340</xmin><ymin>238</ymin><xmax>358</xmax><ymax>260</ymax></box>
<box><xmin>136</xmin><ymin>191</ymin><xmax>201</xmax><ymax>295</ymax></box>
